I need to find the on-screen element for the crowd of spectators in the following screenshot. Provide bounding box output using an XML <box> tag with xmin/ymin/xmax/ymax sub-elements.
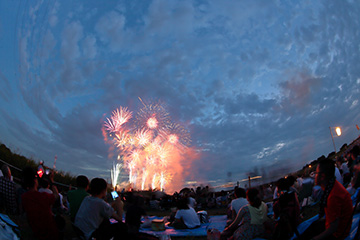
<box><xmin>0</xmin><ymin>144</ymin><xmax>359</xmax><ymax>239</ymax></box>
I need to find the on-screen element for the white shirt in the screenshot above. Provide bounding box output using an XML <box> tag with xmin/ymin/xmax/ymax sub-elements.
<box><xmin>75</xmin><ymin>196</ymin><xmax>114</xmax><ymax>240</ymax></box>
<box><xmin>230</xmin><ymin>197</ymin><xmax>248</xmax><ymax>214</ymax></box>
<box><xmin>335</xmin><ymin>167</ymin><xmax>343</xmax><ymax>185</ymax></box>
<box><xmin>175</xmin><ymin>207</ymin><xmax>200</xmax><ymax>228</ymax></box>
<box><xmin>38</xmin><ymin>188</ymin><xmax>53</xmax><ymax>194</ymax></box>
<box><xmin>188</xmin><ymin>197</ymin><xmax>196</xmax><ymax>209</ymax></box>
<box><xmin>341</xmin><ymin>163</ymin><xmax>350</xmax><ymax>175</ymax></box>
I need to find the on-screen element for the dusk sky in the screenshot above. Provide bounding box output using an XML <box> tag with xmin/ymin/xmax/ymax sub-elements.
<box><xmin>1</xmin><ymin>0</ymin><xmax>360</xmax><ymax>189</ymax></box>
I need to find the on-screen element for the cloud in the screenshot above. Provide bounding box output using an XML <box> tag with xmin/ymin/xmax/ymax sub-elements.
<box><xmin>61</xmin><ymin>21</ymin><xmax>83</xmax><ymax>62</ymax></box>
<box><xmin>278</xmin><ymin>71</ymin><xmax>322</xmax><ymax>113</ymax></box>
<box><xmin>145</xmin><ymin>0</ymin><xmax>195</xmax><ymax>37</ymax></box>
<box><xmin>82</xmin><ymin>35</ymin><xmax>97</xmax><ymax>59</ymax></box>
<box><xmin>95</xmin><ymin>11</ymin><xmax>126</xmax><ymax>52</ymax></box>
<box><xmin>48</xmin><ymin>1</ymin><xmax>60</xmax><ymax>27</ymax></box>
<box><xmin>0</xmin><ymin>70</ymin><xmax>11</xmax><ymax>102</ymax></box>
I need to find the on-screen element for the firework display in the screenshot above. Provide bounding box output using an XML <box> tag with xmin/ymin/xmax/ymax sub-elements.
<box><xmin>104</xmin><ymin>99</ymin><xmax>191</xmax><ymax>192</ymax></box>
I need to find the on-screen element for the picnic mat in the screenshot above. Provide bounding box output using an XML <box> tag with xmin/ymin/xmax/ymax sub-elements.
<box><xmin>140</xmin><ymin>215</ymin><xmax>227</xmax><ymax>237</ymax></box>
<box><xmin>140</xmin><ymin>213</ymin><xmax>360</xmax><ymax>239</ymax></box>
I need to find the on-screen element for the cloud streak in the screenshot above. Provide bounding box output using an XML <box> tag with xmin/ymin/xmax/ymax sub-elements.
<box><xmin>0</xmin><ymin>0</ymin><xmax>360</xmax><ymax>188</ymax></box>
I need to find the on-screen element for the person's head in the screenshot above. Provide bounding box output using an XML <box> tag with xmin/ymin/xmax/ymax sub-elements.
<box><xmin>276</xmin><ymin>178</ymin><xmax>289</xmax><ymax>192</ymax></box>
<box><xmin>286</xmin><ymin>175</ymin><xmax>296</xmax><ymax>187</ymax></box>
<box><xmin>22</xmin><ymin>167</ymin><xmax>38</xmax><ymax>190</ymax></box>
<box><xmin>315</xmin><ymin>158</ymin><xmax>335</xmax><ymax>189</ymax></box>
<box><xmin>76</xmin><ymin>175</ymin><xmax>89</xmax><ymax>189</ymax></box>
<box><xmin>1</xmin><ymin>165</ymin><xmax>11</xmax><ymax>179</ymax></box>
<box><xmin>350</xmin><ymin>146</ymin><xmax>360</xmax><ymax>159</ymax></box>
<box><xmin>89</xmin><ymin>178</ymin><xmax>108</xmax><ymax>198</ymax></box>
<box><xmin>246</xmin><ymin>188</ymin><xmax>262</xmax><ymax>208</ymax></box>
<box><xmin>39</xmin><ymin>178</ymin><xmax>50</xmax><ymax>189</ymax></box>
<box><xmin>176</xmin><ymin>197</ymin><xmax>190</xmax><ymax>210</ymax></box>
<box><xmin>234</xmin><ymin>187</ymin><xmax>246</xmax><ymax>199</ymax></box>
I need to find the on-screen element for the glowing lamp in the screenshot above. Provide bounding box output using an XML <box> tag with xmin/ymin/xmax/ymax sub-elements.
<box><xmin>335</xmin><ymin>127</ymin><xmax>341</xmax><ymax>136</ymax></box>
<box><xmin>329</xmin><ymin>126</ymin><xmax>342</xmax><ymax>153</ymax></box>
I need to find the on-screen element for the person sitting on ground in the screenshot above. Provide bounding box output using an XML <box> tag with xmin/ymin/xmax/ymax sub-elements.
<box><xmin>186</xmin><ymin>192</ymin><xmax>197</xmax><ymax>209</ymax></box>
<box><xmin>149</xmin><ymin>195</ymin><xmax>160</xmax><ymax>209</ymax></box>
<box><xmin>0</xmin><ymin>164</ymin><xmax>18</xmax><ymax>215</ymax></box>
<box><xmin>67</xmin><ymin>175</ymin><xmax>89</xmax><ymax>222</ymax></box>
<box><xmin>336</xmin><ymin>157</ymin><xmax>350</xmax><ymax>187</ymax></box>
<box><xmin>170</xmin><ymin>197</ymin><xmax>200</xmax><ymax>229</ymax></box>
<box><xmin>221</xmin><ymin>188</ymin><xmax>268</xmax><ymax>240</ymax></box>
<box><xmin>21</xmin><ymin>167</ymin><xmax>61</xmax><ymax>240</ymax></box>
<box><xmin>295</xmin><ymin>158</ymin><xmax>353</xmax><ymax>240</ymax></box>
<box><xmin>75</xmin><ymin>178</ymin><xmax>127</xmax><ymax>240</ymax></box>
<box><xmin>125</xmin><ymin>194</ymin><xmax>150</xmax><ymax>238</ymax></box>
<box><xmin>273</xmin><ymin>177</ymin><xmax>301</xmax><ymax>239</ymax></box>
<box><xmin>230</xmin><ymin>187</ymin><xmax>248</xmax><ymax>221</ymax></box>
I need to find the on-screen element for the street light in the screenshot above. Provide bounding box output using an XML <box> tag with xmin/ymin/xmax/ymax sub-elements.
<box><xmin>329</xmin><ymin>126</ymin><xmax>341</xmax><ymax>153</ymax></box>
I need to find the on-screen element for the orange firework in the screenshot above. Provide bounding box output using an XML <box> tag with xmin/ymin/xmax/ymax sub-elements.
<box><xmin>103</xmin><ymin>98</ymin><xmax>192</xmax><ymax>193</ymax></box>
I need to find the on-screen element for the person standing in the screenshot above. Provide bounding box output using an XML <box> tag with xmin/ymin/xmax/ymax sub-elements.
<box><xmin>0</xmin><ymin>164</ymin><xmax>18</xmax><ymax>215</ymax></box>
<box><xmin>21</xmin><ymin>167</ymin><xmax>61</xmax><ymax>240</ymax></box>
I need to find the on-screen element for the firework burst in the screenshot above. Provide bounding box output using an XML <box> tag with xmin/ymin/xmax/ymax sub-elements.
<box><xmin>103</xmin><ymin>99</ymin><xmax>191</xmax><ymax>192</ymax></box>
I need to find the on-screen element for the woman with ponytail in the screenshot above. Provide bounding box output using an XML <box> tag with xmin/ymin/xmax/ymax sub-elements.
<box><xmin>221</xmin><ymin>188</ymin><xmax>268</xmax><ymax>240</ymax></box>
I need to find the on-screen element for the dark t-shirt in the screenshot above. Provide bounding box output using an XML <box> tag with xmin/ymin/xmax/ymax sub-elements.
<box><xmin>125</xmin><ymin>204</ymin><xmax>146</xmax><ymax>228</ymax></box>
<box><xmin>67</xmin><ymin>188</ymin><xmax>89</xmax><ymax>221</ymax></box>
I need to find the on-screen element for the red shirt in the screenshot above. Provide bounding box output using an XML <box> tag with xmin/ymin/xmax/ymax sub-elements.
<box><xmin>325</xmin><ymin>180</ymin><xmax>353</xmax><ymax>239</ymax></box>
<box><xmin>22</xmin><ymin>190</ymin><xmax>58</xmax><ymax>240</ymax></box>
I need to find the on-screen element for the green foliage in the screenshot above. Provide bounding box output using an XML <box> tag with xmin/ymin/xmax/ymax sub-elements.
<box><xmin>0</xmin><ymin>143</ymin><xmax>76</xmax><ymax>187</ymax></box>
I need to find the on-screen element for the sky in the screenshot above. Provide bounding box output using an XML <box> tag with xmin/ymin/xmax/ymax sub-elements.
<box><xmin>0</xmin><ymin>0</ymin><xmax>360</xmax><ymax>190</ymax></box>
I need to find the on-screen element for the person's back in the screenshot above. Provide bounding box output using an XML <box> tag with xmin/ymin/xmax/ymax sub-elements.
<box><xmin>67</xmin><ymin>175</ymin><xmax>89</xmax><ymax>222</ymax></box>
<box><xmin>230</xmin><ymin>187</ymin><xmax>248</xmax><ymax>218</ymax></box>
<box><xmin>21</xmin><ymin>167</ymin><xmax>59</xmax><ymax>240</ymax></box>
<box><xmin>175</xmin><ymin>207</ymin><xmax>200</xmax><ymax>228</ymax></box>
<box><xmin>172</xmin><ymin>198</ymin><xmax>200</xmax><ymax>229</ymax></box>
<box><xmin>273</xmin><ymin>178</ymin><xmax>301</xmax><ymax>240</ymax></box>
<box><xmin>273</xmin><ymin>178</ymin><xmax>300</xmax><ymax>226</ymax></box>
<box><xmin>0</xmin><ymin>165</ymin><xmax>17</xmax><ymax>215</ymax></box>
<box><xmin>75</xmin><ymin>178</ymin><xmax>127</xmax><ymax>240</ymax></box>
<box><xmin>22</xmin><ymin>191</ymin><xmax>58</xmax><ymax>239</ymax></box>
<box><xmin>125</xmin><ymin>196</ymin><xmax>146</xmax><ymax>234</ymax></box>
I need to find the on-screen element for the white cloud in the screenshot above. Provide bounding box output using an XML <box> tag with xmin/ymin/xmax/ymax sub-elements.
<box><xmin>350</xmin><ymin>100</ymin><xmax>358</xmax><ymax>109</ymax></box>
<box><xmin>61</xmin><ymin>21</ymin><xmax>83</xmax><ymax>61</ymax></box>
<box><xmin>257</xmin><ymin>142</ymin><xmax>286</xmax><ymax>159</ymax></box>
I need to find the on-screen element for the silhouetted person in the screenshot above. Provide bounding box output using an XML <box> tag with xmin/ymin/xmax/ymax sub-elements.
<box><xmin>0</xmin><ymin>164</ymin><xmax>18</xmax><ymax>215</ymax></box>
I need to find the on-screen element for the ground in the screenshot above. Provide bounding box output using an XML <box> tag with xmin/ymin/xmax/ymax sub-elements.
<box><xmin>14</xmin><ymin>204</ymin><xmax>319</xmax><ymax>240</ymax></box>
